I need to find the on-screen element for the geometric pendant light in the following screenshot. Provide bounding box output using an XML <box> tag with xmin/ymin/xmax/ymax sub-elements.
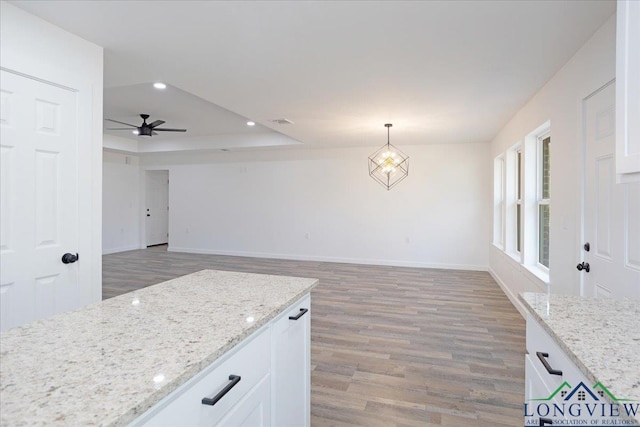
<box><xmin>368</xmin><ymin>123</ymin><xmax>409</xmax><ymax>190</ymax></box>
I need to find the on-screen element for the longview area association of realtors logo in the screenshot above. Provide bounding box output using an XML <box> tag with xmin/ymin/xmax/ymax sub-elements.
<box><xmin>525</xmin><ymin>381</ymin><xmax>639</xmax><ymax>426</ymax></box>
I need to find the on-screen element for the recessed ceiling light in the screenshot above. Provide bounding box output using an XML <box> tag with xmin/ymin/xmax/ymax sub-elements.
<box><xmin>153</xmin><ymin>82</ymin><xmax>167</xmax><ymax>90</ymax></box>
<box><xmin>246</xmin><ymin>121</ymin><xmax>255</xmax><ymax>126</ymax></box>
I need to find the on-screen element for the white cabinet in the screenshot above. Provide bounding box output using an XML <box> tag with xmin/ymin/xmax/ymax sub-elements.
<box><xmin>130</xmin><ymin>293</ymin><xmax>311</xmax><ymax>427</ymax></box>
<box><xmin>525</xmin><ymin>314</ymin><xmax>590</xmax><ymax>425</ymax></box>
<box><xmin>271</xmin><ymin>295</ymin><xmax>311</xmax><ymax>427</ymax></box>
<box><xmin>215</xmin><ymin>375</ymin><xmax>271</xmax><ymax>427</ymax></box>
<box><xmin>616</xmin><ymin>0</ymin><xmax>640</xmax><ymax>181</ymax></box>
<box><xmin>131</xmin><ymin>327</ymin><xmax>271</xmax><ymax>427</ymax></box>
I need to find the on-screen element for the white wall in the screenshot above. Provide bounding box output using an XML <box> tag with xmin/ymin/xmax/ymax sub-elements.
<box><xmin>140</xmin><ymin>143</ymin><xmax>491</xmax><ymax>270</ymax></box>
<box><xmin>103</xmin><ymin>151</ymin><xmax>141</xmax><ymax>254</ymax></box>
<box><xmin>103</xmin><ymin>133</ymin><xmax>139</xmax><ymax>153</ymax></box>
<box><xmin>489</xmin><ymin>15</ymin><xmax>616</xmax><ymax>313</ymax></box>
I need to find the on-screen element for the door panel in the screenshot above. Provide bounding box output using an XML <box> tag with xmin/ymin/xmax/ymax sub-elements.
<box><xmin>272</xmin><ymin>296</ymin><xmax>311</xmax><ymax>427</ymax></box>
<box><xmin>595</xmin><ymin>155</ymin><xmax>613</xmax><ymax>259</ymax></box>
<box><xmin>583</xmin><ymin>81</ymin><xmax>640</xmax><ymax>299</ymax></box>
<box><xmin>215</xmin><ymin>375</ymin><xmax>271</xmax><ymax>427</ymax></box>
<box><xmin>0</xmin><ymin>69</ymin><xmax>80</xmax><ymax>330</ymax></box>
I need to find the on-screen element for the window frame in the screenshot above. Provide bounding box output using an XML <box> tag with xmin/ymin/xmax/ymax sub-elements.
<box><xmin>515</xmin><ymin>147</ymin><xmax>523</xmax><ymax>256</ymax></box>
<box><xmin>493</xmin><ymin>155</ymin><xmax>505</xmax><ymax>249</ymax></box>
<box><xmin>536</xmin><ymin>133</ymin><xmax>551</xmax><ymax>271</ymax></box>
<box><xmin>493</xmin><ymin>122</ymin><xmax>550</xmax><ymax>285</ymax></box>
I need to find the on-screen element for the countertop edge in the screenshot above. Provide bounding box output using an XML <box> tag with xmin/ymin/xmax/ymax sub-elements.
<box><xmin>114</xmin><ymin>279</ymin><xmax>319</xmax><ymax>427</ymax></box>
<box><xmin>518</xmin><ymin>293</ymin><xmax>599</xmax><ymax>388</ymax></box>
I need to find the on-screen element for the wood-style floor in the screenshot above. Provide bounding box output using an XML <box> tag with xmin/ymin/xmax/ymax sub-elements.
<box><xmin>103</xmin><ymin>246</ymin><xmax>525</xmax><ymax>426</ymax></box>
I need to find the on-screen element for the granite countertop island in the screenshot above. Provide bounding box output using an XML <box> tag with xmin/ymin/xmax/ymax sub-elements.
<box><xmin>520</xmin><ymin>292</ymin><xmax>640</xmax><ymax>412</ymax></box>
<box><xmin>0</xmin><ymin>270</ymin><xmax>318</xmax><ymax>427</ymax></box>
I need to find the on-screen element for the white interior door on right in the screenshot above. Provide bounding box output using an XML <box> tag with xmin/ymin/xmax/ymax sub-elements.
<box><xmin>583</xmin><ymin>80</ymin><xmax>640</xmax><ymax>299</ymax></box>
<box><xmin>145</xmin><ymin>170</ymin><xmax>169</xmax><ymax>247</ymax></box>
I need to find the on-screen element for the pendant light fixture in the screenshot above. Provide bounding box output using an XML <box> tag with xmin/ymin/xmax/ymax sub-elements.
<box><xmin>368</xmin><ymin>123</ymin><xmax>409</xmax><ymax>190</ymax></box>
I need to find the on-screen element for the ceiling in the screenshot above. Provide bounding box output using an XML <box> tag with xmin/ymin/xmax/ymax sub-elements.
<box><xmin>13</xmin><ymin>0</ymin><xmax>615</xmax><ymax>152</ymax></box>
<box><xmin>103</xmin><ymin>83</ymin><xmax>301</xmax><ymax>152</ymax></box>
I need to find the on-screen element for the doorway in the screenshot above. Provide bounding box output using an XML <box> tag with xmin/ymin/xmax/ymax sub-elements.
<box><xmin>145</xmin><ymin>170</ymin><xmax>169</xmax><ymax>247</ymax></box>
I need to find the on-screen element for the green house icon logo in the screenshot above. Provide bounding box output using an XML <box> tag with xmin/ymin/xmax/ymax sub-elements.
<box><xmin>532</xmin><ymin>382</ymin><xmax>634</xmax><ymax>403</ymax></box>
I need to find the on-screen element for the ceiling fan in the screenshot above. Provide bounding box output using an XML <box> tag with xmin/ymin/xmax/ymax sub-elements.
<box><xmin>105</xmin><ymin>114</ymin><xmax>187</xmax><ymax>137</ymax></box>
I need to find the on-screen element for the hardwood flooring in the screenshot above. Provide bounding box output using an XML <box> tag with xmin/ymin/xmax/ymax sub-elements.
<box><xmin>103</xmin><ymin>246</ymin><xmax>525</xmax><ymax>426</ymax></box>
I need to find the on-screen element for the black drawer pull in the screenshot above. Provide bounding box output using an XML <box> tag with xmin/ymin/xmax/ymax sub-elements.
<box><xmin>289</xmin><ymin>308</ymin><xmax>308</xmax><ymax>320</ymax></box>
<box><xmin>201</xmin><ymin>375</ymin><xmax>241</xmax><ymax>406</ymax></box>
<box><xmin>539</xmin><ymin>417</ymin><xmax>553</xmax><ymax>425</ymax></box>
<box><xmin>536</xmin><ymin>352</ymin><xmax>563</xmax><ymax>376</ymax></box>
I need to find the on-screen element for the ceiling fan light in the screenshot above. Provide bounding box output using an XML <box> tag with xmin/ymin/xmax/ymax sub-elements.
<box><xmin>153</xmin><ymin>82</ymin><xmax>167</xmax><ymax>90</ymax></box>
<box><xmin>132</xmin><ymin>130</ymin><xmax>139</xmax><ymax>135</ymax></box>
<box><xmin>138</xmin><ymin>127</ymin><xmax>153</xmax><ymax>137</ymax></box>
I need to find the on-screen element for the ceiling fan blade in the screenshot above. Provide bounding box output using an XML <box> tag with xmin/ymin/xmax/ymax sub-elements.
<box><xmin>106</xmin><ymin>128</ymin><xmax>137</xmax><ymax>130</ymax></box>
<box><xmin>105</xmin><ymin>118</ymin><xmax>137</xmax><ymax>127</ymax></box>
<box><xmin>148</xmin><ymin>120</ymin><xmax>165</xmax><ymax>128</ymax></box>
<box><xmin>154</xmin><ymin>128</ymin><xmax>187</xmax><ymax>132</ymax></box>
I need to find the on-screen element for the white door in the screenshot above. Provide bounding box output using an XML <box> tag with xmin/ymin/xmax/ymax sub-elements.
<box><xmin>583</xmin><ymin>80</ymin><xmax>640</xmax><ymax>299</ymax></box>
<box><xmin>0</xmin><ymin>69</ymin><xmax>81</xmax><ymax>330</ymax></box>
<box><xmin>145</xmin><ymin>170</ymin><xmax>169</xmax><ymax>247</ymax></box>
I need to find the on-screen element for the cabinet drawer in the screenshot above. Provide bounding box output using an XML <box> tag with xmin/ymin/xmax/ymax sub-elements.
<box><xmin>525</xmin><ymin>354</ymin><xmax>568</xmax><ymax>424</ymax></box>
<box><xmin>133</xmin><ymin>328</ymin><xmax>271</xmax><ymax>427</ymax></box>
<box><xmin>526</xmin><ymin>314</ymin><xmax>588</xmax><ymax>390</ymax></box>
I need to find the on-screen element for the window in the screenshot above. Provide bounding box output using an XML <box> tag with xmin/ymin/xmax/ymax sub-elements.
<box><xmin>538</xmin><ymin>136</ymin><xmax>550</xmax><ymax>268</ymax></box>
<box><xmin>493</xmin><ymin>122</ymin><xmax>550</xmax><ymax>283</ymax></box>
<box><xmin>516</xmin><ymin>148</ymin><xmax>523</xmax><ymax>254</ymax></box>
<box><xmin>493</xmin><ymin>156</ymin><xmax>505</xmax><ymax>248</ymax></box>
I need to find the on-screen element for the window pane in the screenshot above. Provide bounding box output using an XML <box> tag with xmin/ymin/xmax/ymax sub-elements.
<box><xmin>517</xmin><ymin>204</ymin><xmax>521</xmax><ymax>252</ymax></box>
<box><xmin>517</xmin><ymin>151</ymin><xmax>522</xmax><ymax>199</ymax></box>
<box><xmin>539</xmin><ymin>204</ymin><xmax>550</xmax><ymax>267</ymax></box>
<box><xmin>542</xmin><ymin>137</ymin><xmax>550</xmax><ymax>199</ymax></box>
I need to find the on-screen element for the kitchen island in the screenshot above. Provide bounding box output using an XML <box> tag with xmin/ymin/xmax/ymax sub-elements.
<box><xmin>521</xmin><ymin>292</ymin><xmax>640</xmax><ymax>424</ymax></box>
<box><xmin>0</xmin><ymin>269</ymin><xmax>317</xmax><ymax>426</ymax></box>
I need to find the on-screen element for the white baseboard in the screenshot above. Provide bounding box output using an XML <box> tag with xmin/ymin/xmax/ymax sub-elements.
<box><xmin>167</xmin><ymin>246</ymin><xmax>488</xmax><ymax>272</ymax></box>
<box><xmin>102</xmin><ymin>245</ymin><xmax>142</xmax><ymax>255</ymax></box>
<box><xmin>488</xmin><ymin>267</ymin><xmax>527</xmax><ymax>318</ymax></box>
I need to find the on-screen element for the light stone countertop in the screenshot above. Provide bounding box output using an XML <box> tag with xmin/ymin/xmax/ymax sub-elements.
<box><xmin>0</xmin><ymin>269</ymin><xmax>317</xmax><ymax>427</ymax></box>
<box><xmin>520</xmin><ymin>292</ymin><xmax>640</xmax><ymax>410</ymax></box>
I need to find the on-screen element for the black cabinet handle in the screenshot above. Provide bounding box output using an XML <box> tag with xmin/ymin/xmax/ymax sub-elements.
<box><xmin>536</xmin><ymin>352</ymin><xmax>563</xmax><ymax>376</ymax></box>
<box><xmin>201</xmin><ymin>375</ymin><xmax>241</xmax><ymax>406</ymax></box>
<box><xmin>540</xmin><ymin>417</ymin><xmax>553</xmax><ymax>425</ymax></box>
<box><xmin>289</xmin><ymin>308</ymin><xmax>308</xmax><ymax>320</ymax></box>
